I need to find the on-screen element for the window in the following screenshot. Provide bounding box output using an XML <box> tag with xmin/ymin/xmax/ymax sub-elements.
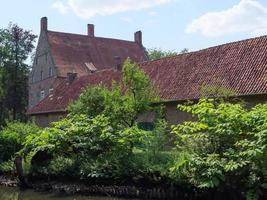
<box><xmin>49</xmin><ymin>67</ymin><xmax>53</xmax><ymax>77</ymax></box>
<box><xmin>40</xmin><ymin>90</ymin><xmax>45</xmax><ymax>100</ymax></box>
<box><xmin>49</xmin><ymin>88</ymin><xmax>54</xmax><ymax>94</ymax></box>
<box><xmin>41</xmin><ymin>70</ymin><xmax>43</xmax><ymax>80</ymax></box>
<box><xmin>45</xmin><ymin>54</ymin><xmax>48</xmax><ymax>63</ymax></box>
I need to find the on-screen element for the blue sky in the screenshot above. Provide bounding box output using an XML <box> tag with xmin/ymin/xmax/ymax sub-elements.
<box><xmin>1</xmin><ymin>0</ymin><xmax>267</xmax><ymax>52</ymax></box>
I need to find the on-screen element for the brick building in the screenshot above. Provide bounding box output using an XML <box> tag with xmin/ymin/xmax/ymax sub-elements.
<box><xmin>28</xmin><ymin>17</ymin><xmax>148</xmax><ymax>108</ymax></box>
<box><xmin>28</xmin><ymin>17</ymin><xmax>267</xmax><ymax>127</ymax></box>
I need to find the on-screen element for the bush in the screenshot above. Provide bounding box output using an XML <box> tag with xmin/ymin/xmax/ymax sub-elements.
<box><xmin>48</xmin><ymin>156</ymin><xmax>77</xmax><ymax>177</ymax></box>
<box><xmin>0</xmin><ymin>160</ymin><xmax>15</xmax><ymax>174</ymax></box>
<box><xmin>0</xmin><ymin>121</ymin><xmax>40</xmax><ymax>162</ymax></box>
<box><xmin>171</xmin><ymin>99</ymin><xmax>267</xmax><ymax>199</ymax></box>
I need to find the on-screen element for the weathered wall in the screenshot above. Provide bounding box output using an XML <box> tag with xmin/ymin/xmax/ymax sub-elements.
<box><xmin>32</xmin><ymin>112</ymin><xmax>66</xmax><ymax>128</ymax></box>
<box><xmin>137</xmin><ymin>101</ymin><xmax>193</xmax><ymax>125</ymax></box>
<box><xmin>29</xmin><ymin>31</ymin><xmax>59</xmax><ymax>107</ymax></box>
<box><xmin>31</xmin><ymin>94</ymin><xmax>267</xmax><ymax>127</ymax></box>
<box><xmin>138</xmin><ymin>94</ymin><xmax>267</xmax><ymax>125</ymax></box>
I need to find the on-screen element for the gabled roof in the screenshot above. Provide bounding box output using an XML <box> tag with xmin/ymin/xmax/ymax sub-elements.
<box><xmin>47</xmin><ymin>31</ymin><xmax>148</xmax><ymax>77</ymax></box>
<box><xmin>28</xmin><ymin>35</ymin><xmax>267</xmax><ymax>115</ymax></box>
<box><xmin>141</xmin><ymin>35</ymin><xmax>267</xmax><ymax>101</ymax></box>
<box><xmin>27</xmin><ymin>69</ymin><xmax>121</xmax><ymax>114</ymax></box>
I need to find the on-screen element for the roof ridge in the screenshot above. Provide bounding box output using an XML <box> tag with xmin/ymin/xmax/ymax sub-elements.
<box><xmin>140</xmin><ymin>34</ymin><xmax>267</xmax><ymax>64</ymax></box>
<box><xmin>47</xmin><ymin>30</ymin><xmax>137</xmax><ymax>44</ymax></box>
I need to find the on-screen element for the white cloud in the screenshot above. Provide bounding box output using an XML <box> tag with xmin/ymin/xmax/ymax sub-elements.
<box><xmin>186</xmin><ymin>0</ymin><xmax>267</xmax><ymax>37</ymax></box>
<box><xmin>52</xmin><ymin>0</ymin><xmax>69</xmax><ymax>14</ymax></box>
<box><xmin>53</xmin><ymin>0</ymin><xmax>173</xmax><ymax>19</ymax></box>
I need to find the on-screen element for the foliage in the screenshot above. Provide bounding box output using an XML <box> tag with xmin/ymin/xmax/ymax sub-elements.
<box><xmin>171</xmin><ymin>99</ymin><xmax>267</xmax><ymax>199</ymax></box>
<box><xmin>148</xmin><ymin>48</ymin><xmax>176</xmax><ymax>60</ymax></box>
<box><xmin>0</xmin><ymin>23</ymin><xmax>37</xmax><ymax>125</ymax></box>
<box><xmin>0</xmin><ymin>121</ymin><xmax>40</xmax><ymax>162</ymax></box>
<box><xmin>22</xmin><ymin>59</ymin><xmax>161</xmax><ymax>182</ymax></box>
<box><xmin>69</xmin><ymin>58</ymin><xmax>158</xmax><ymax>128</ymax></box>
<box><xmin>47</xmin><ymin>156</ymin><xmax>77</xmax><ymax>177</ymax></box>
<box><xmin>147</xmin><ymin>48</ymin><xmax>189</xmax><ymax>61</ymax></box>
<box><xmin>0</xmin><ymin>160</ymin><xmax>14</xmax><ymax>174</ymax></box>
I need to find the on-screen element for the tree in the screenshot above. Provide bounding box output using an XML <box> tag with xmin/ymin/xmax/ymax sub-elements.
<box><xmin>69</xmin><ymin>58</ymin><xmax>158</xmax><ymax>128</ymax></box>
<box><xmin>148</xmin><ymin>48</ymin><xmax>189</xmax><ymax>61</ymax></box>
<box><xmin>0</xmin><ymin>23</ymin><xmax>37</xmax><ymax>124</ymax></box>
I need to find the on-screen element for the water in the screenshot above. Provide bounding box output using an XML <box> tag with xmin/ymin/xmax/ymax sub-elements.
<box><xmin>0</xmin><ymin>186</ymin><xmax>133</xmax><ymax>200</ymax></box>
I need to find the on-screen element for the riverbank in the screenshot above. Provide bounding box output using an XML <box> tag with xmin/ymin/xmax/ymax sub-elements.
<box><xmin>0</xmin><ymin>175</ymin><xmax>193</xmax><ymax>199</ymax></box>
<box><xmin>0</xmin><ymin>175</ymin><xmax>18</xmax><ymax>187</ymax></box>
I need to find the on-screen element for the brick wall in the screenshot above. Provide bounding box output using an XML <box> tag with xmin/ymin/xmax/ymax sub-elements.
<box><xmin>29</xmin><ymin>31</ymin><xmax>59</xmax><ymax>107</ymax></box>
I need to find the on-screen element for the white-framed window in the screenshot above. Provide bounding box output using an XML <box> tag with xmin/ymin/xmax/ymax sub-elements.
<box><xmin>49</xmin><ymin>88</ymin><xmax>54</xmax><ymax>94</ymax></box>
<box><xmin>40</xmin><ymin>90</ymin><xmax>45</xmax><ymax>100</ymax></box>
<box><xmin>49</xmin><ymin>67</ymin><xmax>53</xmax><ymax>77</ymax></box>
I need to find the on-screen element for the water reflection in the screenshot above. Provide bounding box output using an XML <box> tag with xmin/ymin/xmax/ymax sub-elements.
<box><xmin>0</xmin><ymin>186</ymin><xmax>132</xmax><ymax>200</ymax></box>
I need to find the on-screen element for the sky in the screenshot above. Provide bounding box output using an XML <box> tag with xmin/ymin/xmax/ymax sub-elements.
<box><xmin>1</xmin><ymin>0</ymin><xmax>267</xmax><ymax>52</ymax></box>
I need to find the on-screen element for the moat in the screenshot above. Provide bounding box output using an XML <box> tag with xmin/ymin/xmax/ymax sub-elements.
<box><xmin>0</xmin><ymin>186</ymin><xmax>135</xmax><ymax>200</ymax></box>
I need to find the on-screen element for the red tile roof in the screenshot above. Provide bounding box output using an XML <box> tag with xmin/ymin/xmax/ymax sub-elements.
<box><xmin>28</xmin><ymin>35</ymin><xmax>267</xmax><ymax>115</ymax></box>
<box><xmin>47</xmin><ymin>31</ymin><xmax>148</xmax><ymax>77</ymax></box>
<box><xmin>27</xmin><ymin>69</ymin><xmax>121</xmax><ymax>114</ymax></box>
<box><xmin>141</xmin><ymin>35</ymin><xmax>267</xmax><ymax>100</ymax></box>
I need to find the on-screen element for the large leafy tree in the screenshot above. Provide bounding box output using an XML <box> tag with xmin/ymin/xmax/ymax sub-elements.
<box><xmin>0</xmin><ymin>23</ymin><xmax>37</xmax><ymax>124</ymax></box>
<box><xmin>69</xmin><ymin>58</ymin><xmax>158</xmax><ymax>128</ymax></box>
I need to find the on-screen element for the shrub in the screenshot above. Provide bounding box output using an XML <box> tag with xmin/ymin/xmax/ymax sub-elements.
<box><xmin>0</xmin><ymin>160</ymin><xmax>15</xmax><ymax>174</ymax></box>
<box><xmin>171</xmin><ymin>99</ymin><xmax>267</xmax><ymax>199</ymax></box>
<box><xmin>0</xmin><ymin>121</ymin><xmax>40</xmax><ymax>162</ymax></box>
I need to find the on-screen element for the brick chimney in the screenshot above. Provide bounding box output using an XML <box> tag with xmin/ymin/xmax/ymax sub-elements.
<box><xmin>134</xmin><ymin>31</ymin><xmax>142</xmax><ymax>46</ymax></box>
<box><xmin>114</xmin><ymin>56</ymin><xmax>122</xmax><ymax>71</ymax></box>
<box><xmin>87</xmin><ymin>24</ymin><xmax>94</xmax><ymax>37</ymax></box>
<box><xmin>41</xmin><ymin>17</ymin><xmax>48</xmax><ymax>32</ymax></box>
<box><xmin>67</xmin><ymin>72</ymin><xmax>77</xmax><ymax>84</ymax></box>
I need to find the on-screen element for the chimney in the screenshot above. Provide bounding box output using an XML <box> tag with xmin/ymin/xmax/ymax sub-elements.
<box><xmin>87</xmin><ymin>24</ymin><xmax>94</xmax><ymax>37</ymax></box>
<box><xmin>67</xmin><ymin>72</ymin><xmax>77</xmax><ymax>84</ymax></box>
<box><xmin>41</xmin><ymin>17</ymin><xmax>48</xmax><ymax>32</ymax></box>
<box><xmin>134</xmin><ymin>31</ymin><xmax>142</xmax><ymax>46</ymax></box>
<box><xmin>114</xmin><ymin>56</ymin><xmax>122</xmax><ymax>71</ymax></box>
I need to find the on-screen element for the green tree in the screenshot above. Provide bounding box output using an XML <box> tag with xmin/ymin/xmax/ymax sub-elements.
<box><xmin>69</xmin><ymin>58</ymin><xmax>158</xmax><ymax>128</ymax></box>
<box><xmin>148</xmin><ymin>48</ymin><xmax>189</xmax><ymax>61</ymax></box>
<box><xmin>22</xmin><ymin>59</ymin><xmax>162</xmax><ymax>182</ymax></box>
<box><xmin>0</xmin><ymin>23</ymin><xmax>37</xmax><ymax>124</ymax></box>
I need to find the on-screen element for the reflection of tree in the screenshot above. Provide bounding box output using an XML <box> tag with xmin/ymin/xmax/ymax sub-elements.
<box><xmin>0</xmin><ymin>186</ymin><xmax>125</xmax><ymax>200</ymax></box>
<box><xmin>0</xmin><ymin>186</ymin><xmax>19</xmax><ymax>200</ymax></box>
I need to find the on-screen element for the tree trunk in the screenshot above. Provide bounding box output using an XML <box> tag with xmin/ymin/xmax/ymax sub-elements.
<box><xmin>14</xmin><ymin>155</ymin><xmax>28</xmax><ymax>188</ymax></box>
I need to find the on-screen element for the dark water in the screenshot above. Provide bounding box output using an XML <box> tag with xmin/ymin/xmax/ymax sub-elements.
<box><xmin>0</xmin><ymin>186</ymin><xmax>134</xmax><ymax>200</ymax></box>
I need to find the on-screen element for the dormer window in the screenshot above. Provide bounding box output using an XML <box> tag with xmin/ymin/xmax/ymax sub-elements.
<box><xmin>49</xmin><ymin>88</ymin><xmax>54</xmax><ymax>94</ymax></box>
<box><xmin>85</xmin><ymin>62</ymin><xmax>97</xmax><ymax>73</ymax></box>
